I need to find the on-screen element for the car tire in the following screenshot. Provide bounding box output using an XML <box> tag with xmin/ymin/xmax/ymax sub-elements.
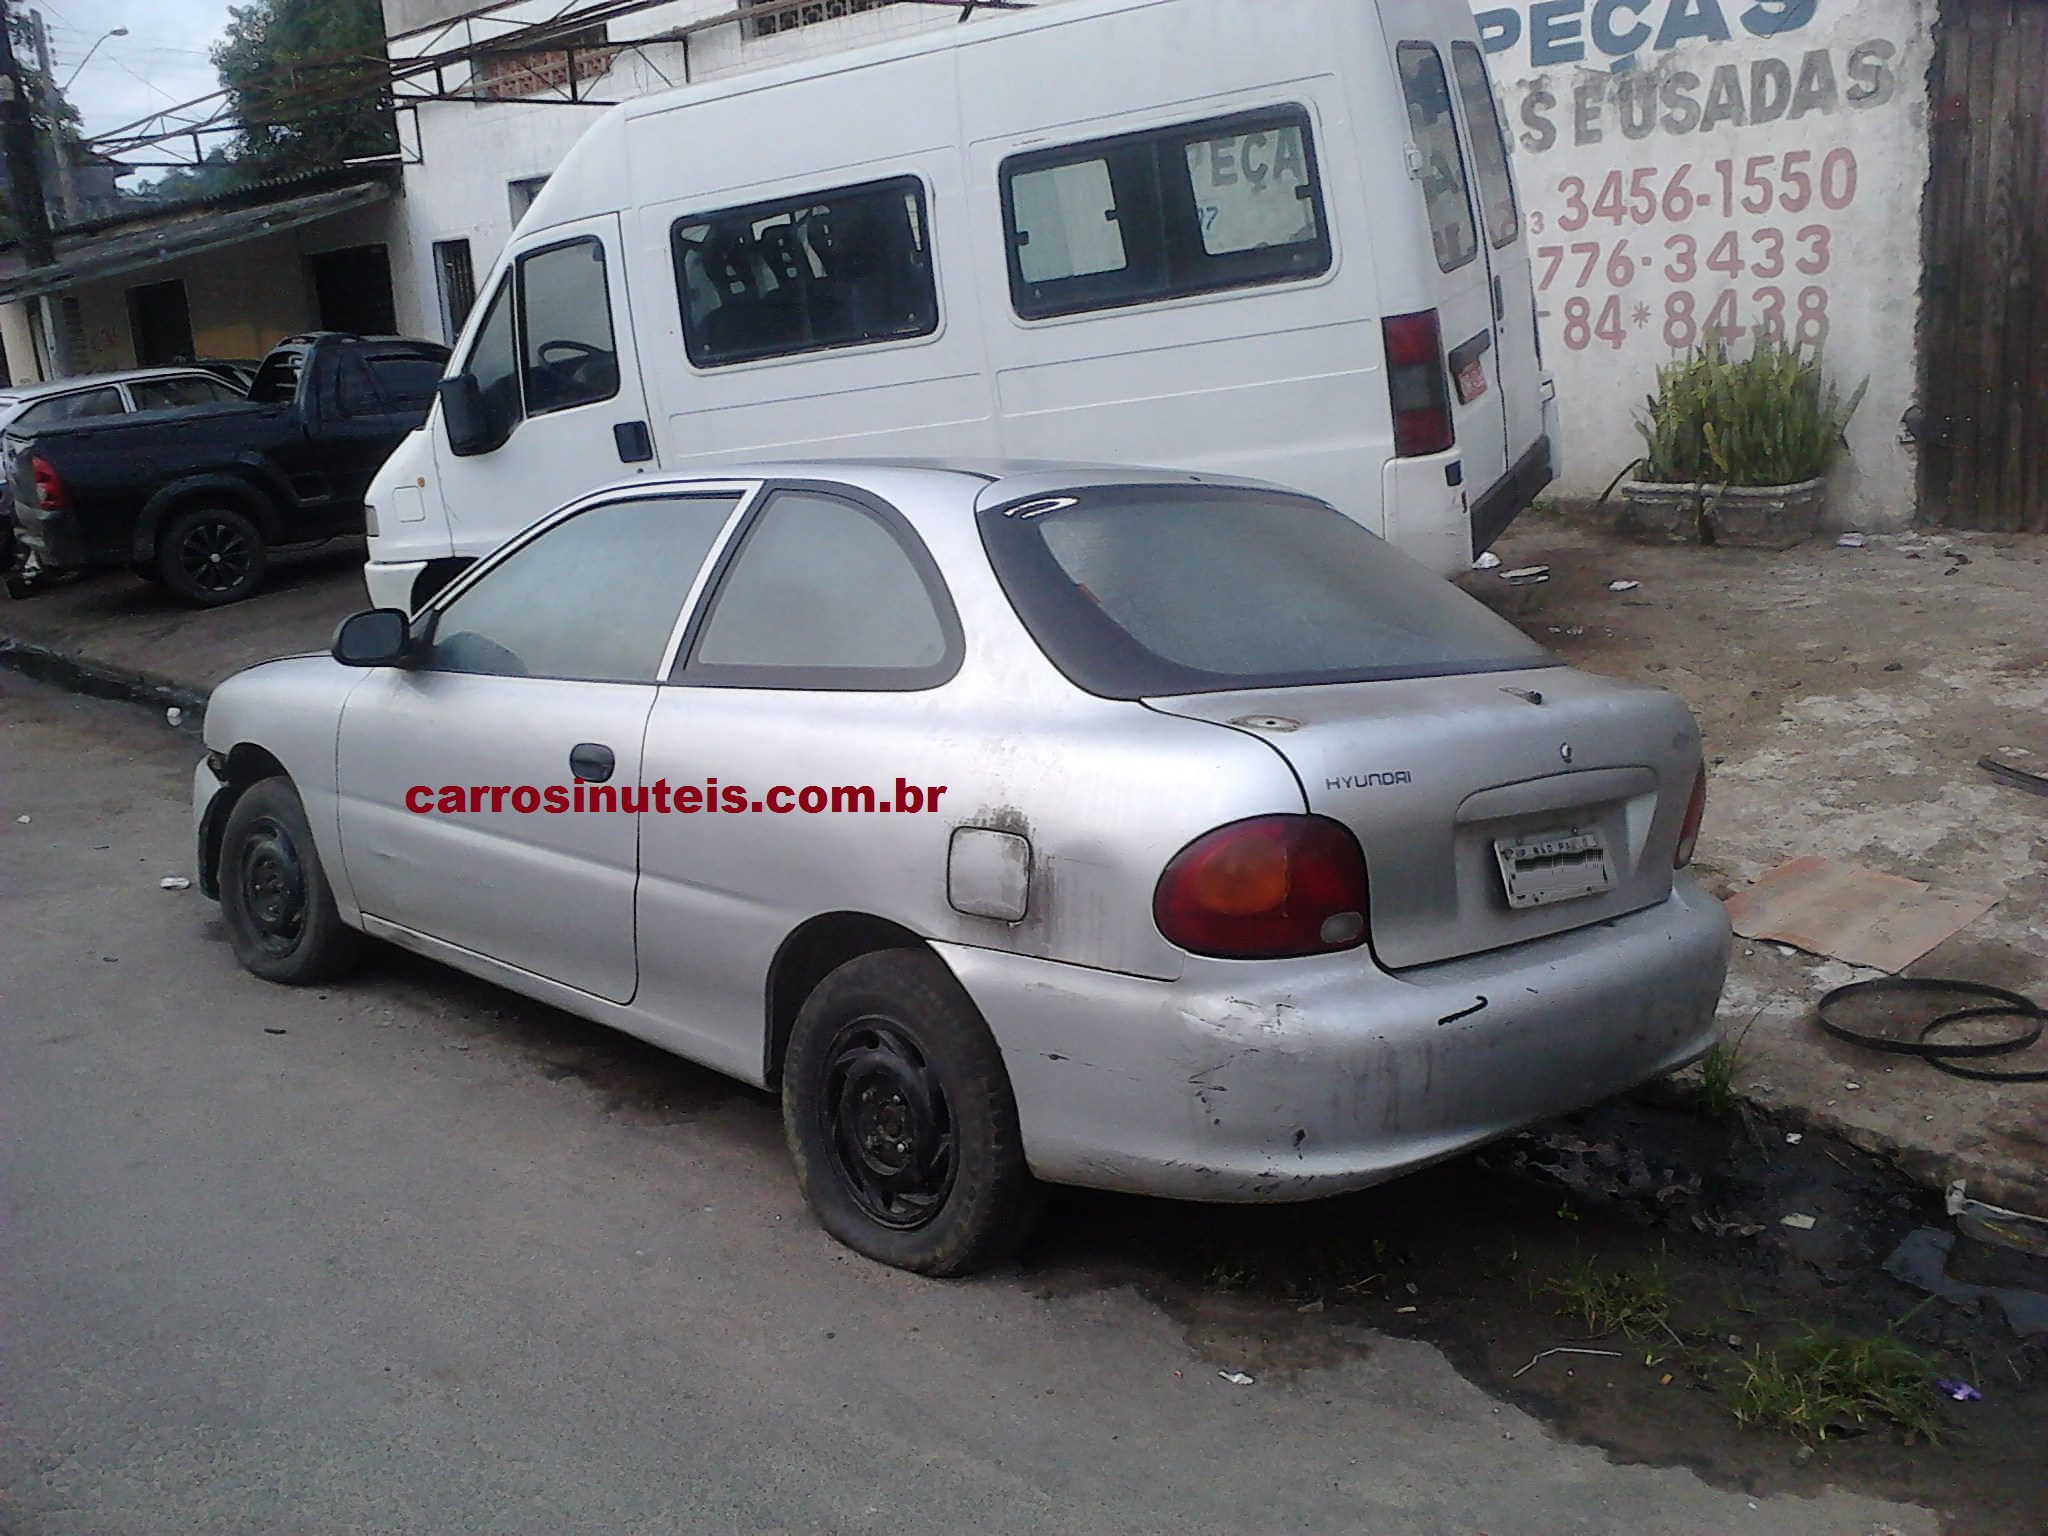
<box><xmin>782</xmin><ymin>949</ymin><xmax>1044</xmax><ymax>1276</ymax></box>
<box><xmin>157</xmin><ymin>504</ymin><xmax>268</xmax><ymax>606</ymax></box>
<box><xmin>218</xmin><ymin>776</ymin><xmax>362</xmax><ymax>985</ymax></box>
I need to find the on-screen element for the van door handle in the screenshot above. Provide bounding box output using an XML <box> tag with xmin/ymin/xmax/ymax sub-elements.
<box><xmin>570</xmin><ymin>743</ymin><xmax>615</xmax><ymax>783</ymax></box>
<box><xmin>613</xmin><ymin>421</ymin><xmax>654</xmax><ymax>463</ymax></box>
<box><xmin>1492</xmin><ymin>274</ymin><xmax>1506</xmax><ymax>322</ymax></box>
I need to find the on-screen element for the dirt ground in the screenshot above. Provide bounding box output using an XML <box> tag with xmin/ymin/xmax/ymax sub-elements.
<box><xmin>1466</xmin><ymin>512</ymin><xmax>2048</xmax><ymax>1219</ymax></box>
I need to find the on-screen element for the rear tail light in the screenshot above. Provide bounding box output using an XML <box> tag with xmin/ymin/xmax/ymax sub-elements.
<box><xmin>1674</xmin><ymin>767</ymin><xmax>1708</xmax><ymax>869</ymax></box>
<box><xmin>30</xmin><ymin>455</ymin><xmax>66</xmax><ymax>511</ymax></box>
<box><xmin>1382</xmin><ymin>309</ymin><xmax>1454</xmax><ymax>458</ymax></box>
<box><xmin>1154</xmin><ymin>815</ymin><xmax>1370</xmax><ymax>960</ymax></box>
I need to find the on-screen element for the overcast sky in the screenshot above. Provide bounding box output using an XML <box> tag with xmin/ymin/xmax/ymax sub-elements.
<box><xmin>33</xmin><ymin>0</ymin><xmax>234</xmax><ymax>140</ymax></box>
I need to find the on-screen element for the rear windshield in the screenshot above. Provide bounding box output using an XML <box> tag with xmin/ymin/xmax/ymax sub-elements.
<box><xmin>980</xmin><ymin>486</ymin><xmax>1551</xmax><ymax>698</ymax></box>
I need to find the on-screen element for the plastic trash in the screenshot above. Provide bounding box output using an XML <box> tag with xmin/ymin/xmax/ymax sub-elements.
<box><xmin>14</xmin><ymin>815</ymin><xmax>28</xmax><ymax>824</ymax></box>
<box><xmin>1780</xmin><ymin>1213</ymin><xmax>1819</xmax><ymax>1230</ymax></box>
<box><xmin>159</xmin><ymin>876</ymin><xmax>191</xmax><ymax>891</ymax></box>
<box><xmin>1473</xmin><ymin>551</ymin><xmax>1503</xmax><ymax>570</ymax></box>
<box><xmin>1938</xmin><ymin>1379</ymin><xmax>1982</xmax><ymax>1402</ymax></box>
<box><xmin>1501</xmin><ymin>565</ymin><xmax>1551</xmax><ymax>585</ymax></box>
<box><xmin>1836</xmin><ymin>532</ymin><xmax>1868</xmax><ymax>548</ymax></box>
<box><xmin>165</xmin><ymin>707</ymin><xmax>184</xmax><ymax>727</ymax></box>
<box><xmin>1607</xmin><ymin>579</ymin><xmax>1642</xmax><ymax>592</ymax></box>
<box><xmin>1217</xmin><ymin>1371</ymin><xmax>1255</xmax><ymax>1386</ymax></box>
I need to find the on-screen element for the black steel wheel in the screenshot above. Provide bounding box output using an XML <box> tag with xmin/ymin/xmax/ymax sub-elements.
<box><xmin>158</xmin><ymin>505</ymin><xmax>268</xmax><ymax>606</ymax></box>
<box><xmin>217</xmin><ymin>776</ymin><xmax>361</xmax><ymax>985</ymax></box>
<box><xmin>783</xmin><ymin>949</ymin><xmax>1043</xmax><ymax>1275</ymax></box>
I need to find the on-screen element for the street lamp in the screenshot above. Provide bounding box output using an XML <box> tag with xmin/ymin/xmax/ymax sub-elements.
<box><xmin>60</xmin><ymin>26</ymin><xmax>127</xmax><ymax>90</ymax></box>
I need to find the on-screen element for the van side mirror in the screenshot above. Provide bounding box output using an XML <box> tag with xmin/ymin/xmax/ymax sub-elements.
<box><xmin>332</xmin><ymin>608</ymin><xmax>415</xmax><ymax>668</ymax></box>
<box><xmin>437</xmin><ymin>375</ymin><xmax>496</xmax><ymax>457</ymax></box>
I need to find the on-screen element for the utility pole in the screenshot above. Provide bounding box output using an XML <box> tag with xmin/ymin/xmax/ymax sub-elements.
<box><xmin>25</xmin><ymin>9</ymin><xmax>75</xmax><ymax>226</ymax></box>
<box><xmin>0</xmin><ymin>0</ymin><xmax>62</xmax><ymax>377</ymax></box>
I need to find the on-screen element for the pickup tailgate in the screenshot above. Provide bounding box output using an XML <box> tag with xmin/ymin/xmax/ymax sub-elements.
<box><xmin>1148</xmin><ymin>669</ymin><xmax>1704</xmax><ymax>968</ymax></box>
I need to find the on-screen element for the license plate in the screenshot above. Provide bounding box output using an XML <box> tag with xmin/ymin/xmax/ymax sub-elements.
<box><xmin>1493</xmin><ymin>828</ymin><xmax>1613</xmax><ymax>909</ymax></box>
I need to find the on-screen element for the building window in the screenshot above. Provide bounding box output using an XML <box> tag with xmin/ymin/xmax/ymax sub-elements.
<box><xmin>508</xmin><ymin>175</ymin><xmax>551</xmax><ymax>226</ymax></box>
<box><xmin>1000</xmin><ymin>107</ymin><xmax>1332</xmax><ymax>321</ymax></box>
<box><xmin>744</xmin><ymin>0</ymin><xmax>902</xmax><ymax>39</ymax></box>
<box><xmin>434</xmin><ymin>239</ymin><xmax>478</xmax><ymax>343</ymax></box>
<box><xmin>670</xmin><ymin>176</ymin><xmax>938</xmax><ymax>368</ymax></box>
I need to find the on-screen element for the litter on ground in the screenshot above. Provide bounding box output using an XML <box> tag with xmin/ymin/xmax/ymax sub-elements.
<box><xmin>1723</xmin><ymin>856</ymin><xmax>2000</xmax><ymax>973</ymax></box>
<box><xmin>159</xmin><ymin>876</ymin><xmax>191</xmax><ymax>891</ymax></box>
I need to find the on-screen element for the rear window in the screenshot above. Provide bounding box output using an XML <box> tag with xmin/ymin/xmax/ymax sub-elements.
<box><xmin>1397</xmin><ymin>43</ymin><xmax>1479</xmax><ymax>272</ymax></box>
<box><xmin>980</xmin><ymin>486</ymin><xmax>1550</xmax><ymax>698</ymax></box>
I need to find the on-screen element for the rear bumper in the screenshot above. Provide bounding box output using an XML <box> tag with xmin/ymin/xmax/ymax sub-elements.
<box><xmin>12</xmin><ymin>504</ymin><xmax>123</xmax><ymax>569</ymax></box>
<box><xmin>1471</xmin><ymin>433</ymin><xmax>1555</xmax><ymax>559</ymax></box>
<box><xmin>939</xmin><ymin>876</ymin><xmax>1729</xmax><ymax>1201</ymax></box>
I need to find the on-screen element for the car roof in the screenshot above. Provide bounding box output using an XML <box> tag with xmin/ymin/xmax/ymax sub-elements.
<box><xmin>0</xmin><ymin>365</ymin><xmax>225</xmax><ymax>404</ymax></box>
<box><xmin>592</xmin><ymin>458</ymin><xmax>1293</xmax><ymax>512</ymax></box>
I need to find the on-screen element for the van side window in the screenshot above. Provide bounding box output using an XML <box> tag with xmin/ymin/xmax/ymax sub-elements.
<box><xmin>518</xmin><ymin>238</ymin><xmax>621</xmax><ymax>413</ymax></box>
<box><xmin>1397</xmin><ymin>43</ymin><xmax>1478</xmax><ymax>272</ymax></box>
<box><xmin>458</xmin><ymin>275</ymin><xmax>522</xmax><ymax>445</ymax></box>
<box><xmin>669</xmin><ymin>177</ymin><xmax>939</xmax><ymax>368</ymax></box>
<box><xmin>1000</xmin><ymin>106</ymin><xmax>1331</xmax><ymax>321</ymax></box>
<box><xmin>1450</xmin><ymin>42</ymin><xmax>1520</xmax><ymax>250</ymax></box>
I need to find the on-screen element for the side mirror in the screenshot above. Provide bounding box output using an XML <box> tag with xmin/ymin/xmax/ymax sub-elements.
<box><xmin>331</xmin><ymin>608</ymin><xmax>414</xmax><ymax>668</ymax></box>
<box><xmin>437</xmin><ymin>375</ymin><xmax>496</xmax><ymax>457</ymax></box>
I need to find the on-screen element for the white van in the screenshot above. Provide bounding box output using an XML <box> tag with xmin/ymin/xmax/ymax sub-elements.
<box><xmin>364</xmin><ymin>0</ymin><xmax>1555</xmax><ymax>611</ymax></box>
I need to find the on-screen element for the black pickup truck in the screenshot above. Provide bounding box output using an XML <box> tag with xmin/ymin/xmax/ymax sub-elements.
<box><xmin>6</xmin><ymin>332</ymin><xmax>449</xmax><ymax>605</ymax></box>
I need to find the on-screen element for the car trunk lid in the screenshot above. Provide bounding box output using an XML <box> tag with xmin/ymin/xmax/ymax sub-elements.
<box><xmin>1148</xmin><ymin>668</ymin><xmax>1703</xmax><ymax>969</ymax></box>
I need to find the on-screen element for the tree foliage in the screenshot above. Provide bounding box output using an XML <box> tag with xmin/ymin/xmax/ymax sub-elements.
<box><xmin>212</xmin><ymin>0</ymin><xmax>393</xmax><ymax>177</ymax></box>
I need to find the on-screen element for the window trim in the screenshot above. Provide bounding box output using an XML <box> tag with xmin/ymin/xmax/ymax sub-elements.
<box><xmin>514</xmin><ymin>234</ymin><xmax>622</xmax><ymax>419</ymax></box>
<box><xmin>409</xmin><ymin>486</ymin><xmax>760</xmax><ymax>684</ymax></box>
<box><xmin>1397</xmin><ymin>41</ymin><xmax>1481</xmax><ymax>274</ymax></box>
<box><xmin>670</xmin><ymin>480</ymin><xmax>964</xmax><ymax>693</ymax></box>
<box><xmin>1449</xmin><ymin>41</ymin><xmax>1521</xmax><ymax>252</ymax></box>
<box><xmin>668</xmin><ymin>174</ymin><xmax>941</xmax><ymax>371</ymax></box>
<box><xmin>1000</xmin><ymin>103</ymin><xmax>1335</xmax><ymax>322</ymax></box>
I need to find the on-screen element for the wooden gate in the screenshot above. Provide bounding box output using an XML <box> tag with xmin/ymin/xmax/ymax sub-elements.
<box><xmin>1918</xmin><ymin>0</ymin><xmax>2048</xmax><ymax>532</ymax></box>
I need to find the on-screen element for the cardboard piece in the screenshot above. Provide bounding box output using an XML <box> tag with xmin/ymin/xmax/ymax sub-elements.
<box><xmin>1723</xmin><ymin>855</ymin><xmax>2000</xmax><ymax>973</ymax></box>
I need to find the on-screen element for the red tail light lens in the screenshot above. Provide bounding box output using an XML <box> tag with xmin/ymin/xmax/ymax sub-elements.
<box><xmin>1674</xmin><ymin>767</ymin><xmax>1708</xmax><ymax>869</ymax></box>
<box><xmin>1154</xmin><ymin>815</ymin><xmax>1370</xmax><ymax>959</ymax></box>
<box><xmin>31</xmin><ymin>455</ymin><xmax>66</xmax><ymax>511</ymax></box>
<box><xmin>1382</xmin><ymin>309</ymin><xmax>1454</xmax><ymax>457</ymax></box>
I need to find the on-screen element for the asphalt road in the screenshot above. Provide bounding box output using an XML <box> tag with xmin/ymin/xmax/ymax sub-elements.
<box><xmin>0</xmin><ymin>675</ymin><xmax>1933</xmax><ymax>1536</ymax></box>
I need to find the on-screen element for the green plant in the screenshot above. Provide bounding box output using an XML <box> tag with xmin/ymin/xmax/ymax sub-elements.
<box><xmin>1635</xmin><ymin>335</ymin><xmax>1866</xmax><ymax>487</ymax></box>
<box><xmin>1695</xmin><ymin>1009</ymin><xmax>1763</xmax><ymax>1119</ymax></box>
<box><xmin>1542</xmin><ymin>1255</ymin><xmax>1674</xmax><ymax>1339</ymax></box>
<box><xmin>1726</xmin><ymin>1330</ymin><xmax>1940</xmax><ymax>1443</ymax></box>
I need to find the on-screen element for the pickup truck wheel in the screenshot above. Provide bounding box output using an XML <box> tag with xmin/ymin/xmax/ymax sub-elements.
<box><xmin>218</xmin><ymin>776</ymin><xmax>361</xmax><ymax>985</ymax></box>
<box><xmin>158</xmin><ymin>505</ymin><xmax>267</xmax><ymax>606</ymax></box>
<box><xmin>782</xmin><ymin>949</ymin><xmax>1044</xmax><ymax>1276</ymax></box>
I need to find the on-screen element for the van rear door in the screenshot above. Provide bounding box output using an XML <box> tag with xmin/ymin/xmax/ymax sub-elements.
<box><xmin>1381</xmin><ymin>17</ymin><xmax>1508</xmax><ymax>499</ymax></box>
<box><xmin>1446</xmin><ymin>40</ymin><xmax>1545</xmax><ymax>485</ymax></box>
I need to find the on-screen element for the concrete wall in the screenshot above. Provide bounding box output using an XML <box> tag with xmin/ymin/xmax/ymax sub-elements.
<box><xmin>1470</xmin><ymin>0</ymin><xmax>1933</xmax><ymax>527</ymax></box>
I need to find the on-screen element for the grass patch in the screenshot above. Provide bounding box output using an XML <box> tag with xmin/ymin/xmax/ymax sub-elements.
<box><xmin>1726</xmin><ymin>1330</ymin><xmax>1940</xmax><ymax>1444</ymax></box>
<box><xmin>1541</xmin><ymin>1255</ymin><xmax>1674</xmax><ymax>1340</ymax></box>
<box><xmin>1695</xmin><ymin>1010</ymin><xmax>1763</xmax><ymax>1119</ymax></box>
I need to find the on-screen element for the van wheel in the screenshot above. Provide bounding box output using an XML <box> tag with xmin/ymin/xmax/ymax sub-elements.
<box><xmin>159</xmin><ymin>505</ymin><xmax>268</xmax><ymax>606</ymax></box>
<box><xmin>782</xmin><ymin>949</ymin><xmax>1044</xmax><ymax>1276</ymax></box>
<box><xmin>218</xmin><ymin>776</ymin><xmax>361</xmax><ymax>985</ymax></box>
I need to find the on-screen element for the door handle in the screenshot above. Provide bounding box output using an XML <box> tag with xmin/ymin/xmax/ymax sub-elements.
<box><xmin>570</xmin><ymin>743</ymin><xmax>615</xmax><ymax>783</ymax></box>
<box><xmin>613</xmin><ymin>421</ymin><xmax>654</xmax><ymax>463</ymax></box>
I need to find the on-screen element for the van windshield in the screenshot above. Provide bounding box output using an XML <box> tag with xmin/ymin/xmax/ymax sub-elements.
<box><xmin>979</xmin><ymin>486</ymin><xmax>1552</xmax><ymax>698</ymax></box>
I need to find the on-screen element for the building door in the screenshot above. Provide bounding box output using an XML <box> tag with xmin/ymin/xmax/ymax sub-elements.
<box><xmin>307</xmin><ymin>245</ymin><xmax>398</xmax><ymax>337</ymax></box>
<box><xmin>1918</xmin><ymin>0</ymin><xmax>2048</xmax><ymax>532</ymax></box>
<box><xmin>128</xmin><ymin>279</ymin><xmax>194</xmax><ymax>365</ymax></box>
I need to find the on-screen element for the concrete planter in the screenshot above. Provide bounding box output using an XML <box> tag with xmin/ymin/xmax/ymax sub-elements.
<box><xmin>1617</xmin><ymin>477</ymin><xmax>1829</xmax><ymax>551</ymax></box>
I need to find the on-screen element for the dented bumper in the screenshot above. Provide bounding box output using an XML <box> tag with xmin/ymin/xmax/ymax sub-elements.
<box><xmin>941</xmin><ymin>877</ymin><xmax>1730</xmax><ymax>1202</ymax></box>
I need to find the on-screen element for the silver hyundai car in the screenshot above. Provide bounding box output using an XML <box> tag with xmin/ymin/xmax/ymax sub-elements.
<box><xmin>194</xmin><ymin>462</ymin><xmax>1729</xmax><ymax>1275</ymax></box>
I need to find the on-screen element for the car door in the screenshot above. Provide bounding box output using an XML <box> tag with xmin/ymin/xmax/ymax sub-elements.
<box><xmin>632</xmin><ymin>484</ymin><xmax>965</xmax><ymax>1082</ymax></box>
<box><xmin>324</xmin><ymin>349</ymin><xmax>447</xmax><ymax>517</ymax></box>
<box><xmin>335</xmin><ymin>486</ymin><xmax>749</xmax><ymax>1002</ymax></box>
<box><xmin>432</xmin><ymin>216</ymin><xmax>659</xmax><ymax>555</ymax></box>
<box><xmin>1383</xmin><ymin>23</ymin><xmax>1510</xmax><ymax>493</ymax></box>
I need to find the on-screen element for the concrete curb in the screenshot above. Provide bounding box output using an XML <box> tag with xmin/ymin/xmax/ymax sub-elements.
<box><xmin>0</xmin><ymin>636</ymin><xmax>210</xmax><ymax>718</ymax></box>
